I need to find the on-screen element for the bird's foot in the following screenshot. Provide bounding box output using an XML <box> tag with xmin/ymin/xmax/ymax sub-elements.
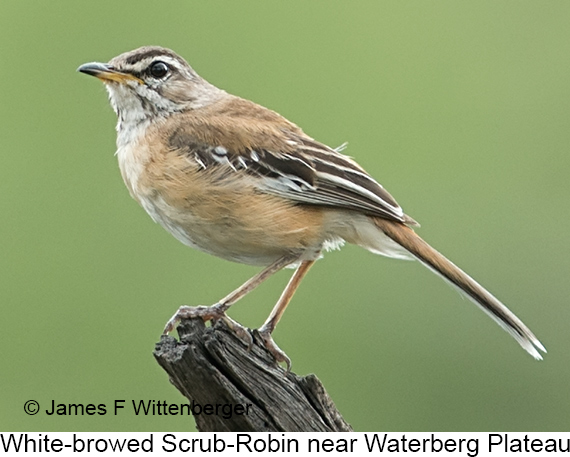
<box><xmin>218</xmin><ymin>314</ymin><xmax>254</xmax><ymax>349</ymax></box>
<box><xmin>163</xmin><ymin>304</ymin><xmax>253</xmax><ymax>348</ymax></box>
<box><xmin>254</xmin><ymin>328</ymin><xmax>292</xmax><ymax>372</ymax></box>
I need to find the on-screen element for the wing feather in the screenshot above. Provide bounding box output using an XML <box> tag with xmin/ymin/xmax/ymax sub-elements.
<box><xmin>167</xmin><ymin>122</ymin><xmax>415</xmax><ymax>225</ymax></box>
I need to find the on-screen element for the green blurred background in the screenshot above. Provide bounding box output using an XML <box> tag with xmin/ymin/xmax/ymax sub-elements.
<box><xmin>1</xmin><ymin>1</ymin><xmax>569</xmax><ymax>432</ymax></box>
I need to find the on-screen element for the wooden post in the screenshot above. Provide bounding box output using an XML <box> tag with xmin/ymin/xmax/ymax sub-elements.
<box><xmin>154</xmin><ymin>318</ymin><xmax>352</xmax><ymax>432</ymax></box>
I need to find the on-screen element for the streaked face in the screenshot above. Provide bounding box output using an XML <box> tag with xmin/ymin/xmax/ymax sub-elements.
<box><xmin>78</xmin><ymin>46</ymin><xmax>222</xmax><ymax>125</ymax></box>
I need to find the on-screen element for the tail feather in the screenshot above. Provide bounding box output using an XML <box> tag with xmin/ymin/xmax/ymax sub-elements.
<box><xmin>373</xmin><ymin>218</ymin><xmax>546</xmax><ymax>360</ymax></box>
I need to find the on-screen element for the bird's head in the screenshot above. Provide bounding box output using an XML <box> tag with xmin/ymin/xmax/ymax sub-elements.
<box><xmin>78</xmin><ymin>46</ymin><xmax>224</xmax><ymax>126</ymax></box>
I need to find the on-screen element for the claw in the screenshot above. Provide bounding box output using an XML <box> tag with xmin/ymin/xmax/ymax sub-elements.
<box><xmin>220</xmin><ymin>315</ymin><xmax>254</xmax><ymax>349</ymax></box>
<box><xmin>163</xmin><ymin>304</ymin><xmax>255</xmax><ymax>350</ymax></box>
<box><xmin>255</xmin><ymin>329</ymin><xmax>292</xmax><ymax>372</ymax></box>
<box><xmin>162</xmin><ymin>304</ymin><xmax>226</xmax><ymax>335</ymax></box>
<box><xmin>163</xmin><ymin>304</ymin><xmax>290</xmax><ymax>370</ymax></box>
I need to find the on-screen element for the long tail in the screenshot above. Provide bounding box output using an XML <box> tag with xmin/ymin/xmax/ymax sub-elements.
<box><xmin>373</xmin><ymin>218</ymin><xmax>546</xmax><ymax>360</ymax></box>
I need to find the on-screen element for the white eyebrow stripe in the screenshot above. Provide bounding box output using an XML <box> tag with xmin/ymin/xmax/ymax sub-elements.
<box><xmin>126</xmin><ymin>55</ymin><xmax>186</xmax><ymax>75</ymax></box>
<box><xmin>159</xmin><ymin>56</ymin><xmax>183</xmax><ymax>67</ymax></box>
<box><xmin>147</xmin><ymin>55</ymin><xmax>184</xmax><ymax>70</ymax></box>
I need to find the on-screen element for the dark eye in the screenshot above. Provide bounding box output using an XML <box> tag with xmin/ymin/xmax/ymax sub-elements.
<box><xmin>149</xmin><ymin>61</ymin><xmax>169</xmax><ymax>78</ymax></box>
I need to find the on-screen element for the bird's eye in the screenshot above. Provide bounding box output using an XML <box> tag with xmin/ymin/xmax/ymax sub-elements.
<box><xmin>149</xmin><ymin>61</ymin><xmax>169</xmax><ymax>78</ymax></box>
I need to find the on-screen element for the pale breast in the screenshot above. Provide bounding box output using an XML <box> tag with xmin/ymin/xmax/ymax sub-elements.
<box><xmin>114</xmin><ymin>123</ymin><xmax>328</xmax><ymax>266</ymax></box>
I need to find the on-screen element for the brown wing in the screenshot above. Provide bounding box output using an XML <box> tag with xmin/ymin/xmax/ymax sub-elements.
<box><xmin>166</xmin><ymin>107</ymin><xmax>416</xmax><ymax>225</ymax></box>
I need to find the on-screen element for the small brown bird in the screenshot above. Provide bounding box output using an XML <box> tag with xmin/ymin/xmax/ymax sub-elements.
<box><xmin>78</xmin><ymin>46</ymin><xmax>545</xmax><ymax>369</ymax></box>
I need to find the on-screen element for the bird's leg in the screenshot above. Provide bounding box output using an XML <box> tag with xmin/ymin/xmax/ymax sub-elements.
<box><xmin>162</xmin><ymin>254</ymin><xmax>298</xmax><ymax>344</ymax></box>
<box><xmin>255</xmin><ymin>259</ymin><xmax>316</xmax><ymax>371</ymax></box>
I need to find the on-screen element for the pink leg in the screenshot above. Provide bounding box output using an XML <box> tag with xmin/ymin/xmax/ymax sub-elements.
<box><xmin>256</xmin><ymin>260</ymin><xmax>316</xmax><ymax>371</ymax></box>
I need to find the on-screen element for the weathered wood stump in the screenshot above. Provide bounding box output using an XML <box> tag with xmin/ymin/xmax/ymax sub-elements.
<box><xmin>154</xmin><ymin>318</ymin><xmax>352</xmax><ymax>432</ymax></box>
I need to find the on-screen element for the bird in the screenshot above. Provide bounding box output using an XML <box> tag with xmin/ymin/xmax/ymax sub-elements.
<box><xmin>78</xmin><ymin>46</ymin><xmax>545</xmax><ymax>369</ymax></box>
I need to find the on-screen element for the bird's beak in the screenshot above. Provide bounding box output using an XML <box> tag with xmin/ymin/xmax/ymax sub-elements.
<box><xmin>77</xmin><ymin>62</ymin><xmax>143</xmax><ymax>84</ymax></box>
